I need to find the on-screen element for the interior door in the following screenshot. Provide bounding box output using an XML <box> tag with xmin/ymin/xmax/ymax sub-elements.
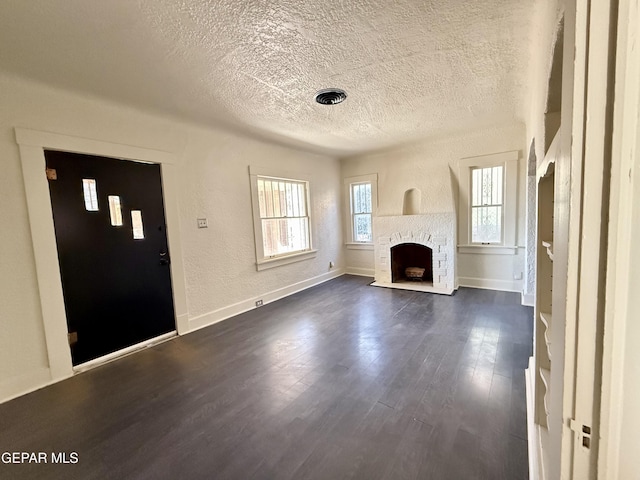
<box><xmin>45</xmin><ymin>150</ymin><xmax>175</xmax><ymax>365</ymax></box>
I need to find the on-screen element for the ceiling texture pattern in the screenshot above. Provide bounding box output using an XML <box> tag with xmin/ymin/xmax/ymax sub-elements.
<box><xmin>0</xmin><ymin>0</ymin><xmax>536</xmax><ymax>155</ymax></box>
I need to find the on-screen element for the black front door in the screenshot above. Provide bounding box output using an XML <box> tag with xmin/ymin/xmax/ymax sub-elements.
<box><xmin>45</xmin><ymin>150</ymin><xmax>175</xmax><ymax>365</ymax></box>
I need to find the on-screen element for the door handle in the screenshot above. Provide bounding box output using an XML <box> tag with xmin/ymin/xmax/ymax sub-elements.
<box><xmin>159</xmin><ymin>251</ymin><xmax>170</xmax><ymax>266</ymax></box>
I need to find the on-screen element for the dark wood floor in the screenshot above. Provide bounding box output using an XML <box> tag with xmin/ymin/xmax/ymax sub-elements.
<box><xmin>0</xmin><ymin>275</ymin><xmax>532</xmax><ymax>480</ymax></box>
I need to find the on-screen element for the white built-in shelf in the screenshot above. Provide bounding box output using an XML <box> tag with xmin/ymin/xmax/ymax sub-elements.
<box><xmin>540</xmin><ymin>367</ymin><xmax>551</xmax><ymax>420</ymax></box>
<box><xmin>542</xmin><ymin>240</ymin><xmax>554</xmax><ymax>261</ymax></box>
<box><xmin>540</xmin><ymin>367</ymin><xmax>551</xmax><ymax>389</ymax></box>
<box><xmin>540</xmin><ymin>311</ymin><xmax>552</xmax><ymax>328</ymax></box>
<box><xmin>540</xmin><ymin>311</ymin><xmax>553</xmax><ymax>359</ymax></box>
<box><xmin>544</xmin><ymin>330</ymin><xmax>552</xmax><ymax>360</ymax></box>
<box><xmin>540</xmin><ymin>368</ymin><xmax>551</xmax><ymax>421</ymax></box>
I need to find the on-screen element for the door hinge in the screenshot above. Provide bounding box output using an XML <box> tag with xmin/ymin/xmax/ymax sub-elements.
<box><xmin>570</xmin><ymin>419</ymin><xmax>592</xmax><ymax>449</ymax></box>
<box><xmin>46</xmin><ymin>168</ymin><xmax>57</xmax><ymax>180</ymax></box>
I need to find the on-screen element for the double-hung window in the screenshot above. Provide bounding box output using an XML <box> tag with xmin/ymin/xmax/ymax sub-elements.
<box><xmin>258</xmin><ymin>176</ymin><xmax>309</xmax><ymax>256</ymax></box>
<box><xmin>344</xmin><ymin>174</ymin><xmax>378</xmax><ymax>247</ymax></box>
<box><xmin>351</xmin><ymin>182</ymin><xmax>373</xmax><ymax>242</ymax></box>
<box><xmin>457</xmin><ymin>151</ymin><xmax>519</xmax><ymax>253</ymax></box>
<box><xmin>470</xmin><ymin>165</ymin><xmax>504</xmax><ymax>243</ymax></box>
<box><xmin>250</xmin><ymin>167</ymin><xmax>316</xmax><ymax>270</ymax></box>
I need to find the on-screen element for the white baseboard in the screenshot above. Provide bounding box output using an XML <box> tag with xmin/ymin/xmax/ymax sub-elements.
<box><xmin>522</xmin><ymin>292</ymin><xmax>535</xmax><ymax>307</ymax></box>
<box><xmin>0</xmin><ymin>367</ymin><xmax>64</xmax><ymax>405</ymax></box>
<box><xmin>0</xmin><ymin>271</ymin><xmax>346</xmax><ymax>405</ymax></box>
<box><xmin>188</xmin><ymin>269</ymin><xmax>345</xmax><ymax>333</ymax></box>
<box><xmin>458</xmin><ymin>276</ymin><xmax>522</xmax><ymax>292</ymax></box>
<box><xmin>345</xmin><ymin>267</ymin><xmax>374</xmax><ymax>277</ymax></box>
<box><xmin>525</xmin><ymin>357</ymin><xmax>539</xmax><ymax>480</ymax></box>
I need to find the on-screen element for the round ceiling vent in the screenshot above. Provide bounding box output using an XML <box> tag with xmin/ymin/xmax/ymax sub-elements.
<box><xmin>314</xmin><ymin>88</ymin><xmax>347</xmax><ymax>105</ymax></box>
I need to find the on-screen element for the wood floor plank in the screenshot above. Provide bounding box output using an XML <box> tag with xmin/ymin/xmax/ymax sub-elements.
<box><xmin>0</xmin><ymin>275</ymin><xmax>532</xmax><ymax>479</ymax></box>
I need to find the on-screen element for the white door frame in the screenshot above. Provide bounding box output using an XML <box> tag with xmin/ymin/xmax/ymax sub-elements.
<box><xmin>598</xmin><ymin>0</ymin><xmax>640</xmax><ymax>476</ymax></box>
<box><xmin>15</xmin><ymin>128</ymin><xmax>189</xmax><ymax>382</ymax></box>
<box><xmin>563</xmin><ymin>0</ymin><xmax>619</xmax><ymax>477</ymax></box>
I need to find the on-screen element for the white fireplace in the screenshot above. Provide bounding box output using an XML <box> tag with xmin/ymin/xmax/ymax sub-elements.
<box><xmin>372</xmin><ymin>213</ymin><xmax>456</xmax><ymax>294</ymax></box>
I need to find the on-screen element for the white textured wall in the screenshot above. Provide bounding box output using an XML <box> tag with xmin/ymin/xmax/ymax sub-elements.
<box><xmin>0</xmin><ymin>72</ymin><xmax>343</xmax><ymax>402</ymax></box>
<box><xmin>524</xmin><ymin>1</ymin><xmax>563</xmax><ymax>167</ymax></box>
<box><xmin>341</xmin><ymin>124</ymin><xmax>526</xmax><ymax>290</ymax></box>
<box><xmin>523</xmin><ymin>0</ymin><xmax>563</xmax><ymax>300</ymax></box>
<box><xmin>179</xmin><ymin>126</ymin><xmax>343</xmax><ymax>319</ymax></box>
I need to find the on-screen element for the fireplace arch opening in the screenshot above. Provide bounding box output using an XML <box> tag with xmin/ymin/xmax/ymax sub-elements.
<box><xmin>391</xmin><ymin>243</ymin><xmax>433</xmax><ymax>284</ymax></box>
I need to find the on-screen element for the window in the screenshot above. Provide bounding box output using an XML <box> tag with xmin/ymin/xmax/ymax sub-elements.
<box><xmin>108</xmin><ymin>195</ymin><xmax>123</xmax><ymax>226</ymax></box>
<box><xmin>351</xmin><ymin>182</ymin><xmax>373</xmax><ymax>242</ymax></box>
<box><xmin>258</xmin><ymin>177</ymin><xmax>309</xmax><ymax>256</ymax></box>
<box><xmin>471</xmin><ymin>165</ymin><xmax>503</xmax><ymax>243</ymax></box>
<box><xmin>457</xmin><ymin>151</ymin><xmax>519</xmax><ymax>253</ymax></box>
<box><xmin>343</xmin><ymin>174</ymin><xmax>378</xmax><ymax>247</ymax></box>
<box><xmin>131</xmin><ymin>210</ymin><xmax>144</xmax><ymax>239</ymax></box>
<box><xmin>82</xmin><ymin>179</ymin><xmax>99</xmax><ymax>211</ymax></box>
<box><xmin>249</xmin><ymin>166</ymin><xmax>316</xmax><ymax>270</ymax></box>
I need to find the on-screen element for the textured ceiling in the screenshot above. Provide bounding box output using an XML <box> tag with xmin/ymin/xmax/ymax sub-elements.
<box><xmin>0</xmin><ymin>0</ymin><xmax>535</xmax><ymax>155</ymax></box>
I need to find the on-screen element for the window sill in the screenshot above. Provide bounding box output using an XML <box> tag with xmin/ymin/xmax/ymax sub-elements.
<box><xmin>346</xmin><ymin>243</ymin><xmax>374</xmax><ymax>251</ymax></box>
<box><xmin>256</xmin><ymin>249</ymin><xmax>318</xmax><ymax>271</ymax></box>
<box><xmin>457</xmin><ymin>244</ymin><xmax>522</xmax><ymax>255</ymax></box>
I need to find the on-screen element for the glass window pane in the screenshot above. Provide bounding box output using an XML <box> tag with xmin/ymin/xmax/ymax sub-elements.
<box><xmin>272</xmin><ymin>181</ymin><xmax>281</xmax><ymax>218</ymax></box>
<box><xmin>297</xmin><ymin>183</ymin><xmax>307</xmax><ymax>217</ymax></box>
<box><xmin>108</xmin><ymin>195</ymin><xmax>123</xmax><ymax>226</ymax></box>
<box><xmin>471</xmin><ymin>166</ymin><xmax>503</xmax><ymax>207</ymax></box>
<box><xmin>258</xmin><ymin>179</ymin><xmax>266</xmax><ymax>217</ymax></box>
<box><xmin>471</xmin><ymin>206</ymin><xmax>502</xmax><ymax>243</ymax></box>
<box><xmin>354</xmin><ymin>213</ymin><xmax>372</xmax><ymax>242</ymax></box>
<box><xmin>261</xmin><ymin>217</ymin><xmax>309</xmax><ymax>257</ymax></box>
<box><xmin>285</xmin><ymin>182</ymin><xmax>293</xmax><ymax>217</ymax></box>
<box><xmin>352</xmin><ymin>182</ymin><xmax>372</xmax><ymax>214</ymax></box>
<box><xmin>82</xmin><ymin>179</ymin><xmax>99</xmax><ymax>211</ymax></box>
<box><xmin>131</xmin><ymin>210</ymin><xmax>144</xmax><ymax>240</ymax></box>
<box><xmin>471</xmin><ymin>170</ymin><xmax>481</xmax><ymax>206</ymax></box>
<box><xmin>481</xmin><ymin>168</ymin><xmax>491</xmax><ymax>205</ymax></box>
<box><xmin>290</xmin><ymin>182</ymin><xmax>298</xmax><ymax>218</ymax></box>
<box><xmin>364</xmin><ymin>183</ymin><xmax>372</xmax><ymax>213</ymax></box>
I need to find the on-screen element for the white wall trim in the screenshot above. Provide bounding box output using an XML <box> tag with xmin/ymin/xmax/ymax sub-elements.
<box><xmin>0</xmin><ymin>367</ymin><xmax>64</xmax><ymax>405</ymax></box>
<box><xmin>345</xmin><ymin>243</ymin><xmax>374</xmax><ymax>251</ymax></box>
<box><xmin>522</xmin><ymin>292</ymin><xmax>535</xmax><ymax>307</ymax></box>
<box><xmin>345</xmin><ymin>267</ymin><xmax>375</xmax><ymax>277</ymax></box>
<box><xmin>14</xmin><ymin>127</ymin><xmax>189</xmax><ymax>387</ymax></box>
<box><xmin>188</xmin><ymin>269</ymin><xmax>345</xmax><ymax>333</ymax></box>
<box><xmin>525</xmin><ymin>357</ymin><xmax>541</xmax><ymax>480</ymax></box>
<box><xmin>15</xmin><ymin>128</ymin><xmax>176</xmax><ymax>164</ymax></box>
<box><xmin>457</xmin><ymin>276</ymin><xmax>521</xmax><ymax>292</ymax></box>
<box><xmin>457</xmin><ymin>245</ymin><xmax>523</xmax><ymax>255</ymax></box>
<box><xmin>598</xmin><ymin>0</ymin><xmax>640</xmax><ymax>476</ymax></box>
<box><xmin>256</xmin><ymin>249</ymin><xmax>318</xmax><ymax>271</ymax></box>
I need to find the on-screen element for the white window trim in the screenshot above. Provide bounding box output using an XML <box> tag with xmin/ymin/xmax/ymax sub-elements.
<box><xmin>343</xmin><ymin>173</ymin><xmax>378</xmax><ymax>249</ymax></box>
<box><xmin>457</xmin><ymin>151</ymin><xmax>519</xmax><ymax>254</ymax></box>
<box><xmin>249</xmin><ymin>165</ymin><xmax>316</xmax><ymax>270</ymax></box>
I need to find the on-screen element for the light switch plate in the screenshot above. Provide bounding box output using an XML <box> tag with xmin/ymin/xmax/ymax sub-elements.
<box><xmin>197</xmin><ymin>218</ymin><xmax>208</xmax><ymax>228</ymax></box>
